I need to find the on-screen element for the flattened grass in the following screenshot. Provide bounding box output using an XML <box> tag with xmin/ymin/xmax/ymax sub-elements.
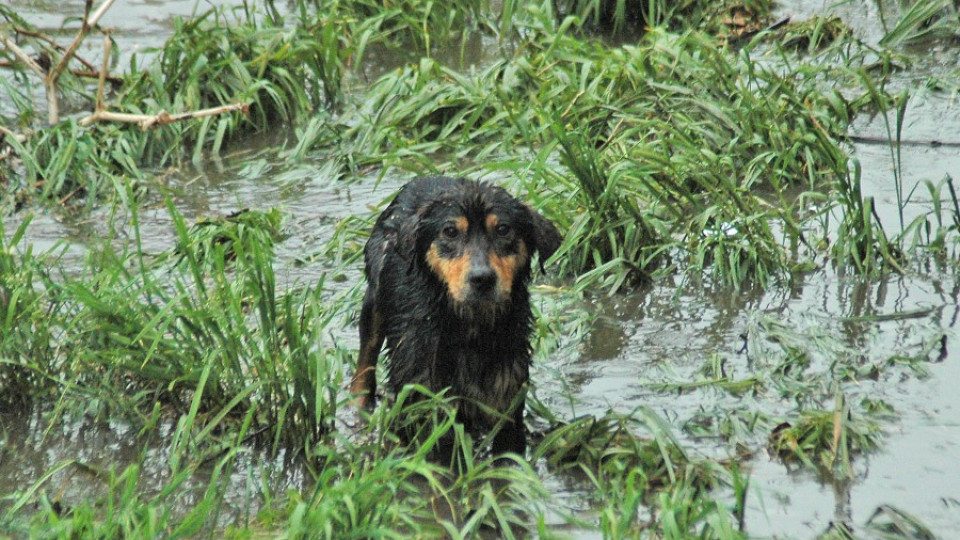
<box><xmin>339</xmin><ymin>19</ymin><xmax>876</xmax><ymax>287</ymax></box>
<box><xmin>6</xmin><ymin>0</ymin><xmax>956</xmax><ymax>286</ymax></box>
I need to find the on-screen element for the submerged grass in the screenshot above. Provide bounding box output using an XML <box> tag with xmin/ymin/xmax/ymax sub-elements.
<box><xmin>767</xmin><ymin>401</ymin><xmax>882</xmax><ymax>475</ymax></box>
<box><xmin>531</xmin><ymin>406</ymin><xmax>747</xmax><ymax>537</ymax></box>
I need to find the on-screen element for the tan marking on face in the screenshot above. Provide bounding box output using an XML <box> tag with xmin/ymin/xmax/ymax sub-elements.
<box><xmin>454</xmin><ymin>216</ymin><xmax>469</xmax><ymax>234</ymax></box>
<box><xmin>489</xmin><ymin>241</ymin><xmax>528</xmax><ymax>296</ymax></box>
<box><xmin>485</xmin><ymin>214</ymin><xmax>499</xmax><ymax>233</ymax></box>
<box><xmin>426</xmin><ymin>243</ymin><xmax>471</xmax><ymax>302</ymax></box>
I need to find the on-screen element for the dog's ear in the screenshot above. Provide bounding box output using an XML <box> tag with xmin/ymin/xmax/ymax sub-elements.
<box><xmin>527</xmin><ymin>207</ymin><xmax>562</xmax><ymax>270</ymax></box>
<box><xmin>401</xmin><ymin>199</ymin><xmax>444</xmax><ymax>264</ymax></box>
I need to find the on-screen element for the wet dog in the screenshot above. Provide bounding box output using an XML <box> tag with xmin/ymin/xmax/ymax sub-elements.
<box><xmin>350</xmin><ymin>176</ymin><xmax>561</xmax><ymax>454</ymax></box>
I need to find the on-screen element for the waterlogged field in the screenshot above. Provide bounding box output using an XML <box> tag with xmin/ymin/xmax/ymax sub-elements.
<box><xmin>2</xmin><ymin>0</ymin><xmax>960</xmax><ymax>538</ymax></box>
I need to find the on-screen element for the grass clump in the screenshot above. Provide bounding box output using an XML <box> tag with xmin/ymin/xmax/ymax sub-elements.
<box><xmin>778</xmin><ymin>16</ymin><xmax>853</xmax><ymax>53</ymax></box>
<box><xmin>528</xmin><ymin>28</ymin><xmax>860</xmax><ymax>287</ymax></box>
<box><xmin>3</xmin><ymin>121</ymin><xmax>145</xmax><ymax>210</ymax></box>
<box><xmin>281</xmin><ymin>390</ymin><xmax>548</xmax><ymax>539</ymax></box>
<box><xmin>171</xmin><ymin>208</ymin><xmax>286</xmax><ymax>266</ymax></box>
<box><xmin>46</xmin><ymin>201</ymin><xmax>345</xmax><ymax>452</ymax></box>
<box><xmin>865</xmin><ymin>505</ymin><xmax>939</xmax><ymax>540</ymax></box>
<box><xmin>535</xmin><ymin>409</ymin><xmax>696</xmax><ymax>488</ymax></box>
<box><xmin>532</xmin><ymin>407</ymin><xmax>745</xmax><ymax>537</ymax></box>
<box><xmin>1</xmin><ymin>3</ymin><xmax>349</xmax><ymax>207</ymax></box>
<box><xmin>129</xmin><ymin>5</ymin><xmax>345</xmax><ymax>126</ymax></box>
<box><xmin>342</xmin><ymin>58</ymin><xmax>518</xmax><ymax>168</ymax></box>
<box><xmin>767</xmin><ymin>396</ymin><xmax>882</xmax><ymax>475</ymax></box>
<box><xmin>878</xmin><ymin>0</ymin><xmax>960</xmax><ymax>48</ymax></box>
<box><xmin>283</xmin><ymin>450</ymin><xmax>546</xmax><ymax>540</ymax></box>
<box><xmin>0</xmin><ymin>217</ymin><xmax>65</xmax><ymax>410</ymax></box>
<box><xmin>546</xmin><ymin>115</ymin><xmax>661</xmax><ymax>291</ymax></box>
<box><xmin>324</xmin><ymin>0</ymin><xmax>488</xmax><ymax>53</ymax></box>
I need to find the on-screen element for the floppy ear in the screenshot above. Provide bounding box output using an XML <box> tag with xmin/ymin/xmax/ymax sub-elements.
<box><xmin>527</xmin><ymin>207</ymin><xmax>562</xmax><ymax>270</ymax></box>
<box><xmin>399</xmin><ymin>199</ymin><xmax>444</xmax><ymax>271</ymax></box>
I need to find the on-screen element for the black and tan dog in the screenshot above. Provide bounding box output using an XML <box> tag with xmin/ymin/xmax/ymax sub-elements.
<box><xmin>350</xmin><ymin>176</ymin><xmax>561</xmax><ymax>454</ymax></box>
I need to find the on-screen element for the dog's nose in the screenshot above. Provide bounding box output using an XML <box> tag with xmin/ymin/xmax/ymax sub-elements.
<box><xmin>468</xmin><ymin>265</ymin><xmax>497</xmax><ymax>292</ymax></box>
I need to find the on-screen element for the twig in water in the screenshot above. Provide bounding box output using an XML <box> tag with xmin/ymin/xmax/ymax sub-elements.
<box><xmin>0</xmin><ymin>0</ymin><xmax>119</xmax><ymax>123</ymax></box>
<box><xmin>849</xmin><ymin>134</ymin><xmax>960</xmax><ymax>148</ymax></box>
<box><xmin>45</xmin><ymin>0</ymin><xmax>119</xmax><ymax>123</ymax></box>
<box><xmin>10</xmin><ymin>26</ymin><xmax>100</xmax><ymax>72</ymax></box>
<box><xmin>78</xmin><ymin>33</ymin><xmax>251</xmax><ymax>129</ymax></box>
<box><xmin>0</xmin><ymin>31</ymin><xmax>47</xmax><ymax>77</ymax></box>
<box><xmin>0</xmin><ymin>60</ymin><xmax>123</xmax><ymax>85</ymax></box>
<box><xmin>79</xmin><ymin>103</ymin><xmax>252</xmax><ymax>129</ymax></box>
<box><xmin>94</xmin><ymin>34</ymin><xmax>111</xmax><ymax>113</ymax></box>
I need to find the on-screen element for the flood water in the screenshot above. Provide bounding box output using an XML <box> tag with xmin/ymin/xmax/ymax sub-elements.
<box><xmin>4</xmin><ymin>0</ymin><xmax>960</xmax><ymax>538</ymax></box>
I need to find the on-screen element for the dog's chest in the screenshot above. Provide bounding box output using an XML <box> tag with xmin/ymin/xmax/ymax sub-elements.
<box><xmin>444</xmin><ymin>346</ymin><xmax>526</xmax><ymax>415</ymax></box>
<box><xmin>386</xmin><ymin>323</ymin><xmax>529</xmax><ymax>421</ymax></box>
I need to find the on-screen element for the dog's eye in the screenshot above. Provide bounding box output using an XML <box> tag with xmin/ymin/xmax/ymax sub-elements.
<box><xmin>442</xmin><ymin>225</ymin><xmax>460</xmax><ymax>239</ymax></box>
<box><xmin>495</xmin><ymin>223</ymin><xmax>512</xmax><ymax>237</ymax></box>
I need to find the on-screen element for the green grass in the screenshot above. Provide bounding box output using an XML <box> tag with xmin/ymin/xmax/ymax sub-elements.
<box><xmin>878</xmin><ymin>0</ymin><xmax>960</xmax><ymax>48</ymax></box>
<box><xmin>63</xmin><ymin>200</ymin><xmax>345</xmax><ymax>451</ymax></box>
<box><xmin>767</xmin><ymin>398</ymin><xmax>882</xmax><ymax>475</ymax></box>
<box><xmin>7</xmin><ymin>0</ymin><xmax>958</xmax><ymax>283</ymax></box>
<box><xmin>0</xmin><ymin>216</ymin><xmax>65</xmax><ymax>410</ymax></box>
<box><xmin>335</xmin><ymin>16</ymin><xmax>903</xmax><ymax>288</ymax></box>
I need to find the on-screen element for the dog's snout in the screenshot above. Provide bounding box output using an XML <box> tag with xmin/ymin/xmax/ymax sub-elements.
<box><xmin>468</xmin><ymin>262</ymin><xmax>497</xmax><ymax>292</ymax></box>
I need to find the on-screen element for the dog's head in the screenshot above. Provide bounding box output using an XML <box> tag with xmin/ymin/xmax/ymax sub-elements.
<box><xmin>410</xmin><ymin>180</ymin><xmax>561</xmax><ymax>324</ymax></box>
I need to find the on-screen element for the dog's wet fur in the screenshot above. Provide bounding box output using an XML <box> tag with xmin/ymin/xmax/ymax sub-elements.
<box><xmin>350</xmin><ymin>176</ymin><xmax>562</xmax><ymax>455</ymax></box>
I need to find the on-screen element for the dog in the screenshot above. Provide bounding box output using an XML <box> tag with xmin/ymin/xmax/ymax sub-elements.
<box><xmin>350</xmin><ymin>176</ymin><xmax>562</xmax><ymax>455</ymax></box>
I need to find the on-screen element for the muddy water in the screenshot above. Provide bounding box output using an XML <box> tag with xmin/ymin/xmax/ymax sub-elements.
<box><xmin>5</xmin><ymin>0</ymin><xmax>960</xmax><ymax>538</ymax></box>
<box><xmin>554</xmin><ymin>271</ymin><xmax>960</xmax><ymax>537</ymax></box>
<box><xmin>13</xmin><ymin>0</ymin><xmax>243</xmax><ymax>66</ymax></box>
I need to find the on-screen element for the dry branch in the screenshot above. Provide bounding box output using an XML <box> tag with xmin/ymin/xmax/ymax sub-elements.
<box><xmin>0</xmin><ymin>124</ymin><xmax>28</xmax><ymax>146</ymax></box>
<box><xmin>79</xmin><ymin>103</ymin><xmax>251</xmax><ymax>129</ymax></box>
<box><xmin>45</xmin><ymin>0</ymin><xmax>120</xmax><ymax>123</ymax></box>
<box><xmin>10</xmin><ymin>25</ymin><xmax>109</xmax><ymax>75</ymax></box>
<box><xmin>0</xmin><ymin>31</ymin><xmax>46</xmax><ymax>76</ymax></box>
<box><xmin>0</xmin><ymin>61</ymin><xmax>123</xmax><ymax>85</ymax></box>
<box><xmin>3</xmin><ymin>12</ymin><xmax>248</xmax><ymax>139</ymax></box>
<box><xmin>0</xmin><ymin>0</ymin><xmax>119</xmax><ymax>123</ymax></box>
<box><xmin>48</xmin><ymin>0</ymin><xmax>117</xmax><ymax>83</ymax></box>
<box><xmin>77</xmin><ymin>34</ymin><xmax>249</xmax><ymax>129</ymax></box>
<box><xmin>0</xmin><ymin>125</ymin><xmax>25</xmax><ymax>140</ymax></box>
<box><xmin>94</xmin><ymin>34</ymin><xmax>111</xmax><ymax>112</ymax></box>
